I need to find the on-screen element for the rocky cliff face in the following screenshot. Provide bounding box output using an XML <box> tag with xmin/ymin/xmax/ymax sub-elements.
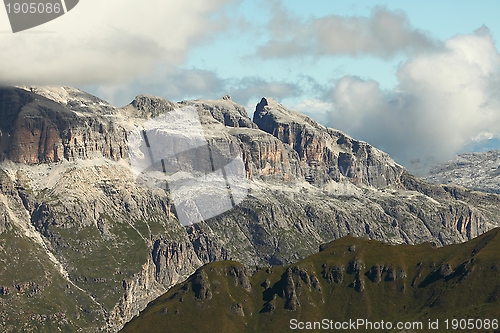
<box><xmin>1</xmin><ymin>86</ymin><xmax>500</xmax><ymax>332</ymax></box>
<box><xmin>0</xmin><ymin>87</ymin><xmax>127</xmax><ymax>164</ymax></box>
<box><xmin>253</xmin><ymin>97</ymin><xmax>404</xmax><ymax>188</ymax></box>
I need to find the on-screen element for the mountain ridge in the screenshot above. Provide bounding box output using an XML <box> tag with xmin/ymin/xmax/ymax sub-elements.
<box><xmin>0</xmin><ymin>86</ymin><xmax>499</xmax><ymax>331</ymax></box>
<box><xmin>120</xmin><ymin>227</ymin><xmax>500</xmax><ymax>333</ymax></box>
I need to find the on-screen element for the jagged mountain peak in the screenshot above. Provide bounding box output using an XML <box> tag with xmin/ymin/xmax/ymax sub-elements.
<box><xmin>252</xmin><ymin>96</ymin><xmax>404</xmax><ymax>188</ymax></box>
<box><xmin>254</xmin><ymin>97</ymin><xmax>320</xmax><ymax>129</ymax></box>
<box><xmin>121</xmin><ymin>93</ymin><xmax>255</xmax><ymax>128</ymax></box>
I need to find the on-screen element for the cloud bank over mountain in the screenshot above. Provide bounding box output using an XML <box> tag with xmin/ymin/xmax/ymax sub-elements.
<box><xmin>0</xmin><ymin>0</ymin><xmax>233</xmax><ymax>86</ymax></box>
<box><xmin>324</xmin><ymin>28</ymin><xmax>500</xmax><ymax>172</ymax></box>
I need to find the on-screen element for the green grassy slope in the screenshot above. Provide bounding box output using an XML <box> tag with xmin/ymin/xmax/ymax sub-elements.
<box><xmin>0</xmin><ymin>225</ymin><xmax>104</xmax><ymax>332</ymax></box>
<box><xmin>121</xmin><ymin>228</ymin><xmax>500</xmax><ymax>333</ymax></box>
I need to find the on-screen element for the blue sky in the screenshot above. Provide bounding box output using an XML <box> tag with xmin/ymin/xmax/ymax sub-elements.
<box><xmin>185</xmin><ymin>0</ymin><xmax>499</xmax><ymax>90</ymax></box>
<box><xmin>179</xmin><ymin>0</ymin><xmax>500</xmax><ymax>108</ymax></box>
<box><xmin>1</xmin><ymin>0</ymin><xmax>500</xmax><ymax>172</ymax></box>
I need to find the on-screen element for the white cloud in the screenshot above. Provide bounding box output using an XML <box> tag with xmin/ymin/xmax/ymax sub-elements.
<box><xmin>228</xmin><ymin>77</ymin><xmax>302</xmax><ymax>106</ymax></box>
<box><xmin>258</xmin><ymin>5</ymin><xmax>439</xmax><ymax>59</ymax></box>
<box><xmin>293</xmin><ymin>99</ymin><xmax>333</xmax><ymax>124</ymax></box>
<box><xmin>85</xmin><ymin>69</ymin><xmax>303</xmax><ymax>108</ymax></box>
<box><xmin>0</xmin><ymin>0</ymin><xmax>233</xmax><ymax>86</ymax></box>
<box><xmin>87</xmin><ymin>68</ymin><xmax>226</xmax><ymax>107</ymax></box>
<box><xmin>326</xmin><ymin>28</ymin><xmax>500</xmax><ymax>173</ymax></box>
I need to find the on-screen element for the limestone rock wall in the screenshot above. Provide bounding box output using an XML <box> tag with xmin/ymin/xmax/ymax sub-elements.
<box><xmin>253</xmin><ymin>97</ymin><xmax>404</xmax><ymax>188</ymax></box>
<box><xmin>0</xmin><ymin>88</ymin><xmax>128</xmax><ymax>164</ymax></box>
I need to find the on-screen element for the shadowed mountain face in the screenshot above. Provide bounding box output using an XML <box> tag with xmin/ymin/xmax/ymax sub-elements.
<box><xmin>120</xmin><ymin>228</ymin><xmax>500</xmax><ymax>333</ymax></box>
<box><xmin>0</xmin><ymin>87</ymin><xmax>127</xmax><ymax>164</ymax></box>
<box><xmin>1</xmin><ymin>86</ymin><xmax>500</xmax><ymax>331</ymax></box>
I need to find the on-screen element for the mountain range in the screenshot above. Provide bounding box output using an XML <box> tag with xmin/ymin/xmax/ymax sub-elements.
<box><xmin>0</xmin><ymin>86</ymin><xmax>499</xmax><ymax>332</ymax></box>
